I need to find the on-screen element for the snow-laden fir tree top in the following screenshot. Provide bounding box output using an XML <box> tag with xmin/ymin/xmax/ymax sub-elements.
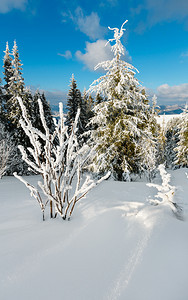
<box><xmin>8</xmin><ymin>40</ymin><xmax>24</xmax><ymax>96</ymax></box>
<box><xmin>88</xmin><ymin>20</ymin><xmax>150</xmax><ymax>130</ymax></box>
<box><xmin>3</xmin><ymin>42</ymin><xmax>14</xmax><ymax>93</ymax></box>
<box><xmin>88</xmin><ymin>20</ymin><xmax>142</xmax><ymax>107</ymax></box>
<box><xmin>6</xmin><ymin>41</ymin><xmax>32</xmax><ymax>128</ymax></box>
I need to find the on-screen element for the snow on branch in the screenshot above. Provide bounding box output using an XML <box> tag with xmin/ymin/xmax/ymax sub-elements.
<box><xmin>14</xmin><ymin>96</ymin><xmax>110</xmax><ymax>221</ymax></box>
<box><xmin>107</xmin><ymin>20</ymin><xmax>128</xmax><ymax>57</ymax></box>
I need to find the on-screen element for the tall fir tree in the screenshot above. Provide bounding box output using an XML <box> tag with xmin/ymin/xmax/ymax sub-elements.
<box><xmin>0</xmin><ymin>78</ymin><xmax>5</xmax><ymax>124</ymax></box>
<box><xmin>149</xmin><ymin>95</ymin><xmax>159</xmax><ymax>136</ymax></box>
<box><xmin>157</xmin><ymin>116</ymin><xmax>167</xmax><ymax>165</ymax></box>
<box><xmin>139</xmin><ymin>94</ymin><xmax>159</xmax><ymax>180</ymax></box>
<box><xmin>0</xmin><ymin>121</ymin><xmax>13</xmax><ymax>178</ymax></box>
<box><xmin>83</xmin><ymin>89</ymin><xmax>94</xmax><ymax>123</ymax></box>
<box><xmin>66</xmin><ymin>74</ymin><xmax>81</xmax><ymax>129</ymax></box>
<box><xmin>3</xmin><ymin>42</ymin><xmax>14</xmax><ymax>126</ymax></box>
<box><xmin>3</xmin><ymin>42</ymin><xmax>14</xmax><ymax>94</ymax></box>
<box><xmin>6</xmin><ymin>41</ymin><xmax>29</xmax><ymax>129</ymax></box>
<box><xmin>88</xmin><ymin>21</ymin><xmax>155</xmax><ymax>180</ymax></box>
<box><xmin>31</xmin><ymin>91</ymin><xmax>54</xmax><ymax>132</ymax></box>
<box><xmin>95</xmin><ymin>92</ymin><xmax>104</xmax><ymax>105</ymax></box>
<box><xmin>1</xmin><ymin>43</ymin><xmax>55</xmax><ymax>175</ymax></box>
<box><xmin>66</xmin><ymin>75</ymin><xmax>88</xmax><ymax>142</ymax></box>
<box><xmin>87</xmin><ymin>94</ymin><xmax>94</xmax><ymax>120</ymax></box>
<box><xmin>42</xmin><ymin>92</ymin><xmax>54</xmax><ymax>129</ymax></box>
<box><xmin>77</xmin><ymin>89</ymin><xmax>87</xmax><ymax>137</ymax></box>
<box><xmin>164</xmin><ymin>117</ymin><xmax>180</xmax><ymax>169</ymax></box>
<box><xmin>2</xmin><ymin>42</ymin><xmax>33</xmax><ymax>174</ymax></box>
<box><xmin>175</xmin><ymin>104</ymin><xmax>188</xmax><ymax>167</ymax></box>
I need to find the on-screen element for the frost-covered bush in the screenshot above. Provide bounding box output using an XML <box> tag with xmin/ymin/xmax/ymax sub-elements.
<box><xmin>14</xmin><ymin>97</ymin><xmax>110</xmax><ymax>221</ymax></box>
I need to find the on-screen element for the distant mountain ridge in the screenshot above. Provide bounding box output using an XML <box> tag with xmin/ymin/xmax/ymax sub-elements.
<box><xmin>50</xmin><ymin>103</ymin><xmax>184</xmax><ymax>116</ymax></box>
<box><xmin>159</xmin><ymin>104</ymin><xmax>184</xmax><ymax>115</ymax></box>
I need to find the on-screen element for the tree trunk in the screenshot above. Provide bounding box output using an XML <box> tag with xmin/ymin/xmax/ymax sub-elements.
<box><xmin>50</xmin><ymin>200</ymin><xmax>53</xmax><ymax>218</ymax></box>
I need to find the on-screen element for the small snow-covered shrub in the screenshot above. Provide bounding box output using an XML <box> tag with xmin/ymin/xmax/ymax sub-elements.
<box><xmin>147</xmin><ymin>164</ymin><xmax>183</xmax><ymax>219</ymax></box>
<box><xmin>14</xmin><ymin>97</ymin><xmax>110</xmax><ymax>221</ymax></box>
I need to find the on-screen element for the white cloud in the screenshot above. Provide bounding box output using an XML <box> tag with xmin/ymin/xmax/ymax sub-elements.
<box><xmin>69</xmin><ymin>7</ymin><xmax>106</xmax><ymax>40</ymax></box>
<box><xmin>76</xmin><ymin>39</ymin><xmax>131</xmax><ymax>71</ymax></box>
<box><xmin>0</xmin><ymin>0</ymin><xmax>27</xmax><ymax>13</ymax></box>
<box><xmin>58</xmin><ymin>50</ymin><xmax>72</xmax><ymax>59</ymax></box>
<box><xmin>76</xmin><ymin>40</ymin><xmax>112</xmax><ymax>70</ymax></box>
<box><xmin>157</xmin><ymin>83</ymin><xmax>188</xmax><ymax>101</ymax></box>
<box><xmin>147</xmin><ymin>83</ymin><xmax>188</xmax><ymax>104</ymax></box>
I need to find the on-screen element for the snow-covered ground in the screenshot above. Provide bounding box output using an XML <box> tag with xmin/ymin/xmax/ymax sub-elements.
<box><xmin>1</xmin><ymin>169</ymin><xmax>188</xmax><ymax>300</ymax></box>
<box><xmin>157</xmin><ymin>114</ymin><xmax>181</xmax><ymax>126</ymax></box>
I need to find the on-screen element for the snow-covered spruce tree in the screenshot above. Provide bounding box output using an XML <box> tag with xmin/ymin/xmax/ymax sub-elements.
<box><xmin>7</xmin><ymin>41</ymin><xmax>32</xmax><ymax>129</ymax></box>
<box><xmin>165</xmin><ymin>117</ymin><xmax>181</xmax><ymax>169</ymax></box>
<box><xmin>139</xmin><ymin>133</ymin><xmax>157</xmax><ymax>182</ymax></box>
<box><xmin>66</xmin><ymin>75</ymin><xmax>87</xmax><ymax>144</ymax></box>
<box><xmin>95</xmin><ymin>92</ymin><xmax>104</xmax><ymax>105</ymax></box>
<box><xmin>87</xmin><ymin>94</ymin><xmax>94</xmax><ymax>120</ymax></box>
<box><xmin>139</xmin><ymin>95</ymin><xmax>159</xmax><ymax>181</ymax></box>
<box><xmin>29</xmin><ymin>91</ymin><xmax>55</xmax><ymax>160</ymax></box>
<box><xmin>3</xmin><ymin>42</ymin><xmax>13</xmax><ymax>91</ymax></box>
<box><xmin>14</xmin><ymin>96</ymin><xmax>110</xmax><ymax>221</ymax></box>
<box><xmin>0</xmin><ymin>122</ymin><xmax>14</xmax><ymax>178</ymax></box>
<box><xmin>175</xmin><ymin>104</ymin><xmax>188</xmax><ymax>167</ymax></box>
<box><xmin>31</xmin><ymin>91</ymin><xmax>54</xmax><ymax>133</ymax></box>
<box><xmin>88</xmin><ymin>21</ymin><xmax>155</xmax><ymax>181</ymax></box>
<box><xmin>156</xmin><ymin>116</ymin><xmax>166</xmax><ymax>165</ymax></box>
<box><xmin>83</xmin><ymin>89</ymin><xmax>94</xmax><ymax>121</ymax></box>
<box><xmin>2</xmin><ymin>42</ymin><xmax>33</xmax><ymax>174</ymax></box>
<box><xmin>77</xmin><ymin>90</ymin><xmax>88</xmax><ymax>139</ymax></box>
<box><xmin>66</xmin><ymin>75</ymin><xmax>80</xmax><ymax>129</ymax></box>
<box><xmin>0</xmin><ymin>78</ymin><xmax>6</xmax><ymax>124</ymax></box>
<box><xmin>40</xmin><ymin>92</ymin><xmax>54</xmax><ymax>130</ymax></box>
<box><xmin>150</xmin><ymin>95</ymin><xmax>160</xmax><ymax>136</ymax></box>
<box><xmin>3</xmin><ymin>42</ymin><xmax>14</xmax><ymax>112</ymax></box>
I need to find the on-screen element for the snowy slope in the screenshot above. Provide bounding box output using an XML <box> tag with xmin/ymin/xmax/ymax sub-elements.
<box><xmin>0</xmin><ymin>169</ymin><xmax>188</xmax><ymax>300</ymax></box>
<box><xmin>156</xmin><ymin>114</ymin><xmax>181</xmax><ymax>126</ymax></box>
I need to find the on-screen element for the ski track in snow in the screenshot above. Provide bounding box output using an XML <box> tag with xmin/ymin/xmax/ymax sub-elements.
<box><xmin>105</xmin><ymin>211</ymin><xmax>154</xmax><ymax>300</ymax></box>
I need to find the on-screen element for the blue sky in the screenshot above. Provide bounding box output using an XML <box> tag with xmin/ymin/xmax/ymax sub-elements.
<box><xmin>0</xmin><ymin>0</ymin><xmax>188</xmax><ymax>105</ymax></box>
